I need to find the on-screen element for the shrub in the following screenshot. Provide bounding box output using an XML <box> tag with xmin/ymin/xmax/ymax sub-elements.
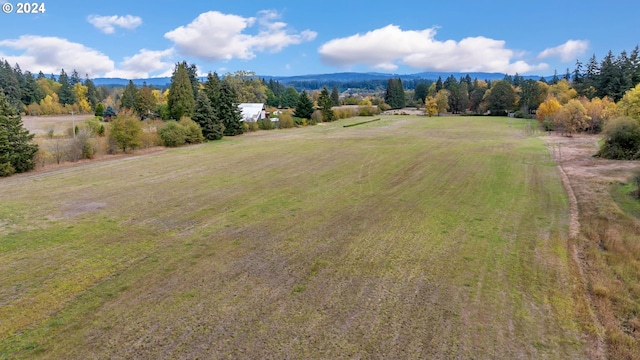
<box><xmin>595</xmin><ymin>117</ymin><xmax>640</xmax><ymax>159</ymax></box>
<box><xmin>632</xmin><ymin>170</ymin><xmax>640</xmax><ymax>200</ymax></box>
<box><xmin>278</xmin><ymin>112</ymin><xmax>294</xmax><ymax>128</ymax></box>
<box><xmin>245</xmin><ymin>121</ymin><xmax>259</xmax><ymax>132</ymax></box>
<box><xmin>311</xmin><ymin>110</ymin><xmax>323</xmax><ymax>124</ymax></box>
<box><xmin>359</xmin><ymin>106</ymin><xmax>379</xmax><ymax>116</ymax></box>
<box><xmin>158</xmin><ymin>120</ymin><xmax>187</xmax><ymax>147</ymax></box>
<box><xmin>179</xmin><ymin>117</ymin><xmax>204</xmax><ymax>144</ymax></box>
<box><xmin>85</xmin><ymin>117</ymin><xmax>103</xmax><ymax>136</ymax></box>
<box><xmin>258</xmin><ymin>118</ymin><xmax>275</xmax><ymax>130</ymax></box>
<box><xmin>68</xmin><ymin>128</ymin><xmax>96</xmax><ymax>161</ymax></box>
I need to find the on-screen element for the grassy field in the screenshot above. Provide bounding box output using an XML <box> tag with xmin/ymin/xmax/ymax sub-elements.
<box><xmin>0</xmin><ymin>116</ymin><xmax>595</xmax><ymax>358</ymax></box>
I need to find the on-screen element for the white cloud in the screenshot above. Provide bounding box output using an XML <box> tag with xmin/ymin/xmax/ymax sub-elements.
<box><xmin>0</xmin><ymin>35</ymin><xmax>114</xmax><ymax>77</ymax></box>
<box><xmin>318</xmin><ymin>25</ymin><xmax>548</xmax><ymax>74</ymax></box>
<box><xmin>164</xmin><ymin>10</ymin><xmax>317</xmax><ymax>61</ymax></box>
<box><xmin>105</xmin><ymin>48</ymin><xmax>174</xmax><ymax>79</ymax></box>
<box><xmin>87</xmin><ymin>14</ymin><xmax>142</xmax><ymax>34</ymax></box>
<box><xmin>537</xmin><ymin>40</ymin><xmax>589</xmax><ymax>62</ymax></box>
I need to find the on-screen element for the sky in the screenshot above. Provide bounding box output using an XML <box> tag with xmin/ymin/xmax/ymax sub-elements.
<box><xmin>0</xmin><ymin>0</ymin><xmax>639</xmax><ymax>79</ymax></box>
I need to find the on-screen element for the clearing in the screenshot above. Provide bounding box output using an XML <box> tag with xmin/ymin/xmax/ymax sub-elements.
<box><xmin>0</xmin><ymin>116</ymin><xmax>598</xmax><ymax>358</ymax></box>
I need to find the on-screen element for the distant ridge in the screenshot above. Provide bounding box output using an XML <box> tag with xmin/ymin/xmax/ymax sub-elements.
<box><xmin>91</xmin><ymin>71</ymin><xmax>548</xmax><ymax>88</ymax></box>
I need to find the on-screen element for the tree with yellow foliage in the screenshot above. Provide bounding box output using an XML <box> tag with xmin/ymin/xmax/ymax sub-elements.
<box><xmin>580</xmin><ymin>96</ymin><xmax>617</xmax><ymax>133</ymax></box>
<box><xmin>554</xmin><ymin>99</ymin><xmax>589</xmax><ymax>136</ymax></box>
<box><xmin>536</xmin><ymin>97</ymin><xmax>561</xmax><ymax>122</ymax></box>
<box><xmin>548</xmin><ymin>79</ymin><xmax>577</xmax><ymax>104</ymax></box>
<box><xmin>424</xmin><ymin>96</ymin><xmax>438</xmax><ymax>117</ymax></box>
<box><xmin>617</xmin><ymin>83</ymin><xmax>640</xmax><ymax>121</ymax></box>
<box><xmin>73</xmin><ymin>83</ymin><xmax>91</xmax><ymax>113</ymax></box>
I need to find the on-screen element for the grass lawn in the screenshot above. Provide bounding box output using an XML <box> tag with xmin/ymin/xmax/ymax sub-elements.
<box><xmin>0</xmin><ymin>116</ymin><xmax>593</xmax><ymax>358</ymax></box>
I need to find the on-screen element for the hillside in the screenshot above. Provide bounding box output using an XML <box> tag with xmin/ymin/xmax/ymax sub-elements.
<box><xmin>91</xmin><ymin>71</ymin><xmax>547</xmax><ymax>88</ymax></box>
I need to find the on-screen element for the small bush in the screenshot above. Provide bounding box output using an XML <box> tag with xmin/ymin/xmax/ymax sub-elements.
<box><xmin>158</xmin><ymin>121</ymin><xmax>186</xmax><ymax>147</ymax></box>
<box><xmin>358</xmin><ymin>106</ymin><xmax>379</xmax><ymax>117</ymax></box>
<box><xmin>595</xmin><ymin>117</ymin><xmax>640</xmax><ymax>160</ymax></box>
<box><xmin>311</xmin><ymin>110</ymin><xmax>323</xmax><ymax>124</ymax></box>
<box><xmin>179</xmin><ymin>117</ymin><xmax>204</xmax><ymax>144</ymax></box>
<box><xmin>542</xmin><ymin>119</ymin><xmax>555</xmax><ymax>131</ymax></box>
<box><xmin>258</xmin><ymin>118</ymin><xmax>275</xmax><ymax>130</ymax></box>
<box><xmin>278</xmin><ymin>112</ymin><xmax>294</xmax><ymax>128</ymax></box>
<box><xmin>245</xmin><ymin>121</ymin><xmax>259</xmax><ymax>132</ymax></box>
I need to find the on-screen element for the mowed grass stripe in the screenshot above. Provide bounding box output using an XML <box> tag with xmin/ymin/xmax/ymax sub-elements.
<box><xmin>0</xmin><ymin>116</ymin><xmax>589</xmax><ymax>359</ymax></box>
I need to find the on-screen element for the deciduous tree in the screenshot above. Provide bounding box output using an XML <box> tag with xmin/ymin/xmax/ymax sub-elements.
<box><xmin>108</xmin><ymin>111</ymin><xmax>143</xmax><ymax>152</ymax></box>
<box><xmin>554</xmin><ymin>99</ymin><xmax>589</xmax><ymax>136</ymax></box>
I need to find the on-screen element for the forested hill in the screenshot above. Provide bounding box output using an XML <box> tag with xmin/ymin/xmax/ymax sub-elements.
<box><xmin>92</xmin><ymin>71</ymin><xmax>546</xmax><ymax>89</ymax></box>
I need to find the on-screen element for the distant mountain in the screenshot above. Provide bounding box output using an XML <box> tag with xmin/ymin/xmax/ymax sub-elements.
<box><xmin>91</xmin><ymin>71</ymin><xmax>549</xmax><ymax>88</ymax></box>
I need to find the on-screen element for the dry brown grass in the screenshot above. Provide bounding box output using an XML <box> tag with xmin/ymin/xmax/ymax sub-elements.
<box><xmin>547</xmin><ymin>133</ymin><xmax>640</xmax><ymax>359</ymax></box>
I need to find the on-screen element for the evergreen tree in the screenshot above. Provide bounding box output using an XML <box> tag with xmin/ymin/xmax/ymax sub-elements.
<box><xmin>550</xmin><ymin>70</ymin><xmax>559</xmax><ymax>85</ymax></box>
<box><xmin>518</xmin><ymin>79</ymin><xmax>542</xmax><ymax>113</ymax></box>
<box><xmin>174</xmin><ymin>61</ymin><xmax>200</xmax><ymax>99</ymax></box>
<box><xmin>192</xmin><ymin>92</ymin><xmax>223</xmax><ymax>140</ymax></box>
<box><xmin>167</xmin><ymin>63</ymin><xmax>195</xmax><ymax>120</ymax></box>
<box><xmin>218</xmin><ymin>81</ymin><xmax>243</xmax><ymax>136</ymax></box>
<box><xmin>598</xmin><ymin>50</ymin><xmax>623</xmax><ymax>100</ymax></box>
<box><xmin>435</xmin><ymin>76</ymin><xmax>443</xmax><ymax>92</ymax></box>
<box><xmin>414</xmin><ymin>82</ymin><xmax>429</xmax><ymax>102</ymax></box>
<box><xmin>294</xmin><ymin>90</ymin><xmax>314</xmax><ymax>119</ymax></box>
<box><xmin>57</xmin><ymin>69</ymin><xmax>76</xmax><ymax>105</ymax></box>
<box><xmin>84</xmin><ymin>77</ymin><xmax>99</xmax><ymax>109</ymax></box>
<box><xmin>103</xmin><ymin>105</ymin><xmax>116</xmax><ymax>121</ymax></box>
<box><xmin>21</xmin><ymin>71</ymin><xmax>43</xmax><ymax>105</ymax></box>
<box><xmin>280</xmin><ymin>87</ymin><xmax>299</xmax><ymax>108</ymax></box>
<box><xmin>330</xmin><ymin>86</ymin><xmax>340</xmax><ymax>106</ymax></box>
<box><xmin>70</xmin><ymin>69</ymin><xmax>81</xmax><ymax>86</ymax></box>
<box><xmin>121</xmin><ymin>80</ymin><xmax>138</xmax><ymax>110</ymax></box>
<box><xmin>318</xmin><ymin>86</ymin><xmax>335</xmax><ymax>121</ymax></box>
<box><xmin>0</xmin><ymin>91</ymin><xmax>38</xmax><ymax>176</ymax></box>
<box><xmin>0</xmin><ymin>61</ymin><xmax>21</xmax><ymax>108</ymax></box>
<box><xmin>384</xmin><ymin>78</ymin><xmax>405</xmax><ymax>109</ymax></box>
<box><xmin>203</xmin><ymin>72</ymin><xmax>221</xmax><ymax>111</ymax></box>
<box><xmin>94</xmin><ymin>102</ymin><xmax>105</xmax><ymax>117</ymax></box>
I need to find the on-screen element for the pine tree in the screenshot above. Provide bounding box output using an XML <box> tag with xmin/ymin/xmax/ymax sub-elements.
<box><xmin>57</xmin><ymin>69</ymin><xmax>76</xmax><ymax>105</ymax></box>
<box><xmin>167</xmin><ymin>63</ymin><xmax>195</xmax><ymax>120</ymax></box>
<box><xmin>85</xmin><ymin>77</ymin><xmax>99</xmax><ymax>109</ymax></box>
<box><xmin>203</xmin><ymin>72</ymin><xmax>221</xmax><ymax>111</ymax></box>
<box><xmin>0</xmin><ymin>91</ymin><xmax>38</xmax><ymax>176</ymax></box>
<box><xmin>121</xmin><ymin>80</ymin><xmax>138</xmax><ymax>110</ymax></box>
<box><xmin>384</xmin><ymin>78</ymin><xmax>405</xmax><ymax>109</ymax></box>
<box><xmin>318</xmin><ymin>87</ymin><xmax>335</xmax><ymax>121</ymax></box>
<box><xmin>193</xmin><ymin>92</ymin><xmax>224</xmax><ymax>140</ymax></box>
<box><xmin>0</xmin><ymin>61</ymin><xmax>21</xmax><ymax>108</ymax></box>
<box><xmin>293</xmin><ymin>90</ymin><xmax>314</xmax><ymax>119</ymax></box>
<box><xmin>330</xmin><ymin>86</ymin><xmax>340</xmax><ymax>106</ymax></box>
<box><xmin>218</xmin><ymin>81</ymin><xmax>243</xmax><ymax>136</ymax></box>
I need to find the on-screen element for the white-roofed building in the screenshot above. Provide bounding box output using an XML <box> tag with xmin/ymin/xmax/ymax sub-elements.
<box><xmin>238</xmin><ymin>103</ymin><xmax>267</xmax><ymax>122</ymax></box>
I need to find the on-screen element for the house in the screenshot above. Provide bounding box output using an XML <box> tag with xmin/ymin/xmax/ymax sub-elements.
<box><xmin>238</xmin><ymin>103</ymin><xmax>267</xmax><ymax>122</ymax></box>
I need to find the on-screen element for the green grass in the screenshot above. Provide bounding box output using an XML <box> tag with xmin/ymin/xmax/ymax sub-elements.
<box><xmin>0</xmin><ymin>116</ymin><xmax>592</xmax><ymax>359</ymax></box>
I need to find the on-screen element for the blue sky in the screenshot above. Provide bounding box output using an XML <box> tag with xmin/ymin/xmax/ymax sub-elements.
<box><xmin>0</xmin><ymin>0</ymin><xmax>638</xmax><ymax>79</ymax></box>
